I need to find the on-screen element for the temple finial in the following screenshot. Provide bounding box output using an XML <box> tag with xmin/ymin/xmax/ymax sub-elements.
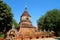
<box><xmin>25</xmin><ymin>2</ymin><xmax>27</xmax><ymax>10</ymax></box>
<box><xmin>12</xmin><ymin>24</ymin><xmax>15</xmax><ymax>29</ymax></box>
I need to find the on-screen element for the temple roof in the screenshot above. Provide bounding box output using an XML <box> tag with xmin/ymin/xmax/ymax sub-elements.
<box><xmin>21</xmin><ymin>7</ymin><xmax>31</xmax><ymax>17</ymax></box>
<box><xmin>20</xmin><ymin>22</ymin><xmax>35</xmax><ymax>28</ymax></box>
<box><xmin>21</xmin><ymin>25</ymin><xmax>36</xmax><ymax>28</ymax></box>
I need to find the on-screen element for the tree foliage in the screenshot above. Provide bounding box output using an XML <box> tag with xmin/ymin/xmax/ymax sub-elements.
<box><xmin>37</xmin><ymin>9</ymin><xmax>60</xmax><ymax>36</ymax></box>
<box><xmin>0</xmin><ymin>0</ymin><xmax>13</xmax><ymax>34</ymax></box>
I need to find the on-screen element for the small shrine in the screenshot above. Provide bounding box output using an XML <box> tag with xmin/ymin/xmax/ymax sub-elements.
<box><xmin>6</xmin><ymin>24</ymin><xmax>18</xmax><ymax>40</ymax></box>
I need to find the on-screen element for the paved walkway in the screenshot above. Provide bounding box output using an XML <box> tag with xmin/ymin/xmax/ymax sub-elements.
<box><xmin>31</xmin><ymin>38</ymin><xmax>58</xmax><ymax>40</ymax></box>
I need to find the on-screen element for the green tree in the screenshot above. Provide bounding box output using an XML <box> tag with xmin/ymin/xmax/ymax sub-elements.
<box><xmin>37</xmin><ymin>9</ymin><xmax>60</xmax><ymax>36</ymax></box>
<box><xmin>0</xmin><ymin>0</ymin><xmax>13</xmax><ymax>35</ymax></box>
<box><xmin>37</xmin><ymin>16</ymin><xmax>45</xmax><ymax>31</ymax></box>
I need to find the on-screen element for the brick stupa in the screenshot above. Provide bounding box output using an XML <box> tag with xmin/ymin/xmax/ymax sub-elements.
<box><xmin>5</xmin><ymin>7</ymin><xmax>55</xmax><ymax>40</ymax></box>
